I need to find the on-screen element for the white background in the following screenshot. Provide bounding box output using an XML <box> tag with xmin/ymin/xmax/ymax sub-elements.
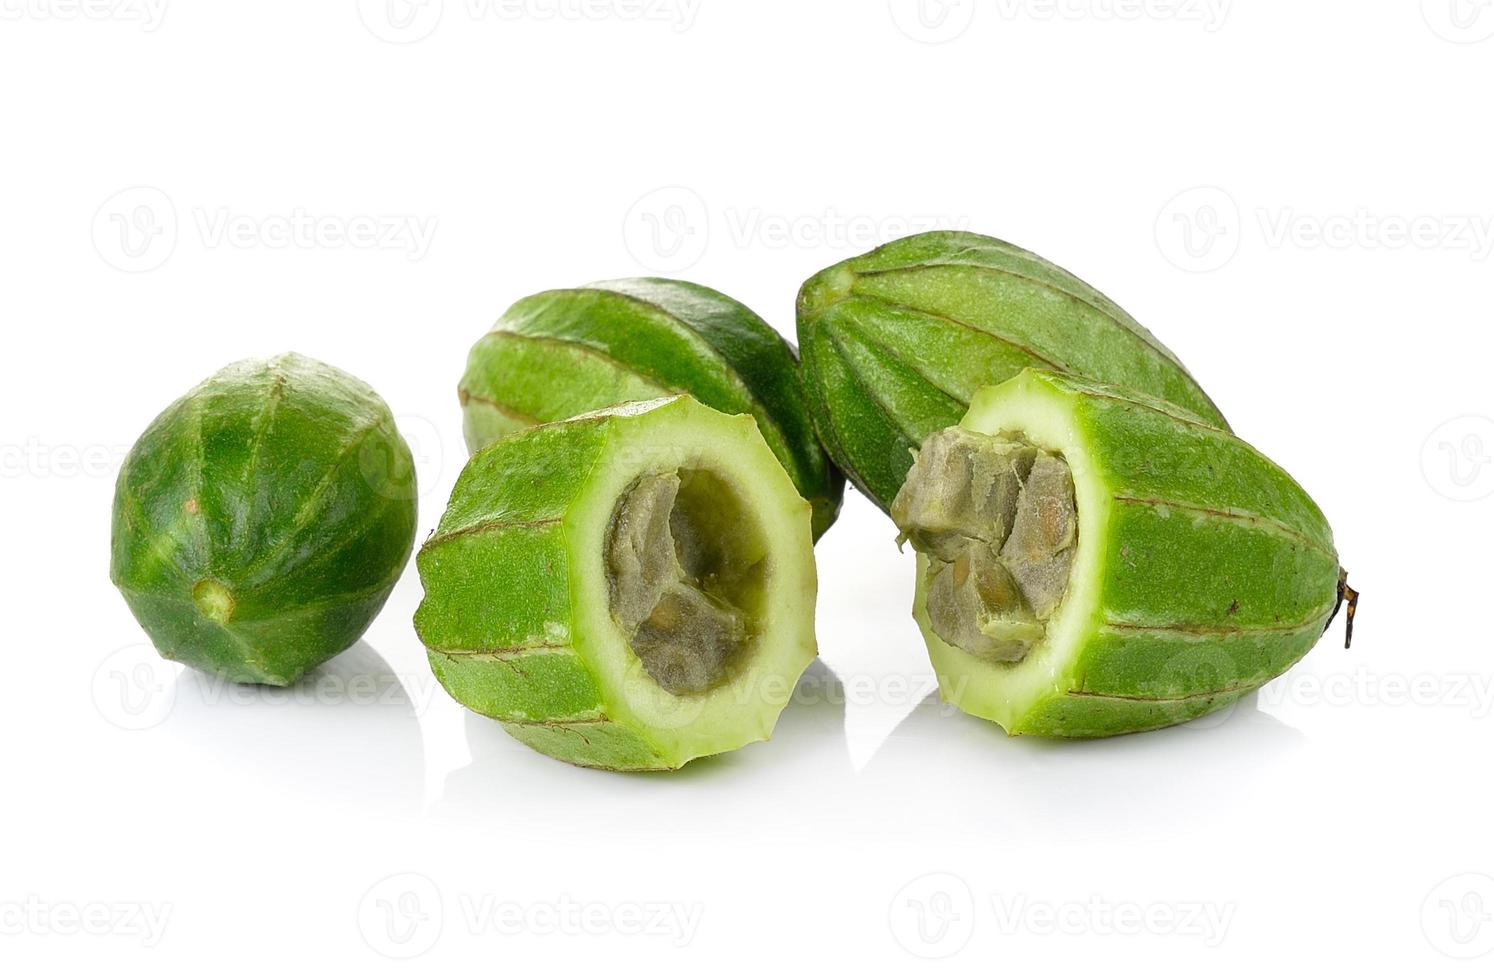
<box><xmin>3</xmin><ymin>0</ymin><xmax>1492</xmax><ymax>975</ymax></box>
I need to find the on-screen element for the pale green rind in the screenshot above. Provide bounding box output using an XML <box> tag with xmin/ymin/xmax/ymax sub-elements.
<box><xmin>460</xmin><ymin>397</ymin><xmax>533</xmax><ymax>452</ymax></box>
<box><xmin>797</xmin><ymin>313</ymin><xmax>921</xmax><ymax>508</ymax></box>
<box><xmin>429</xmin><ymin>649</ymin><xmax>603</xmax><ymax>723</ymax></box>
<box><xmin>414</xmin><ymin>396</ymin><xmax>818</xmax><ymax>771</ymax></box>
<box><xmin>500</xmin><ymin>721</ymin><xmax>670</xmax><ymax>772</ymax></box>
<box><xmin>912</xmin><ymin>369</ymin><xmax>1340</xmax><ymax>738</ymax></box>
<box><xmin>416</xmin><ymin>524</ymin><xmax>574</xmax><ymax>651</ymax></box>
<box><xmin>1010</xmin><ymin>689</ymin><xmax>1252</xmax><ymax>738</ymax></box>
<box><xmin>797</xmin><ymin>230</ymin><xmax>1228</xmax><ymax>510</ymax></box>
<box><xmin>459</xmin><ymin>279</ymin><xmax>844</xmax><ymax>539</ymax></box>
<box><xmin>460</xmin><ymin>333</ymin><xmax>668</xmax><ymax>451</ymax></box>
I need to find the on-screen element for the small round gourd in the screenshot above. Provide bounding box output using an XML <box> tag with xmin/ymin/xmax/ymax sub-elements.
<box><xmin>110</xmin><ymin>353</ymin><xmax>417</xmax><ymax>686</ymax></box>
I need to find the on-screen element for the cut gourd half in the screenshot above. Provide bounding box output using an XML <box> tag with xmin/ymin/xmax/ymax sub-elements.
<box><xmin>414</xmin><ymin>395</ymin><xmax>817</xmax><ymax>770</ymax></box>
<box><xmin>893</xmin><ymin>369</ymin><xmax>1343</xmax><ymax>738</ymax></box>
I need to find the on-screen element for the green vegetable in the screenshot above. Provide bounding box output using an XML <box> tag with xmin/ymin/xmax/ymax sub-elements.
<box><xmin>892</xmin><ymin>369</ymin><xmax>1346</xmax><ymax>737</ymax></box>
<box><xmin>797</xmin><ymin>230</ymin><xmax>1229</xmax><ymax>511</ymax></box>
<box><xmin>110</xmin><ymin>353</ymin><xmax>418</xmax><ymax>686</ymax></box>
<box><xmin>459</xmin><ymin>277</ymin><xmax>844</xmax><ymax>539</ymax></box>
<box><xmin>414</xmin><ymin>395</ymin><xmax>818</xmax><ymax>771</ymax></box>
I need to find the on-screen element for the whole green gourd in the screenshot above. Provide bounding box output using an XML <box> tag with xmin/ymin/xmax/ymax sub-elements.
<box><xmin>111</xmin><ymin>353</ymin><xmax>417</xmax><ymax>686</ymax></box>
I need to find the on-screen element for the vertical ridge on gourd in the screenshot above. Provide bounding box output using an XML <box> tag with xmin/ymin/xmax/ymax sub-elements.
<box><xmin>414</xmin><ymin>396</ymin><xmax>818</xmax><ymax>771</ymax></box>
<box><xmin>797</xmin><ymin>231</ymin><xmax>1229</xmax><ymax>511</ymax></box>
<box><xmin>459</xmin><ymin>277</ymin><xmax>844</xmax><ymax>540</ymax></box>
<box><xmin>110</xmin><ymin>353</ymin><xmax>418</xmax><ymax>686</ymax></box>
<box><xmin>893</xmin><ymin>369</ymin><xmax>1344</xmax><ymax>737</ymax></box>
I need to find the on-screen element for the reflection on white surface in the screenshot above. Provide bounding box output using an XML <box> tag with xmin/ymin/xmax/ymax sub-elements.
<box><xmin>856</xmin><ymin>689</ymin><xmax>1306</xmax><ymax>841</ymax></box>
<box><xmin>163</xmin><ymin>641</ymin><xmax>426</xmax><ymax>814</ymax></box>
<box><xmin>425</xmin><ymin>649</ymin><xmax>1307</xmax><ymax>847</ymax></box>
<box><xmin>432</xmin><ymin>658</ymin><xmax>852</xmax><ymax>831</ymax></box>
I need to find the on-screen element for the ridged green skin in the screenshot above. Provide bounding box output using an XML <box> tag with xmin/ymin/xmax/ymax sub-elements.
<box><xmin>913</xmin><ymin>370</ymin><xmax>1340</xmax><ymax>737</ymax></box>
<box><xmin>797</xmin><ymin>231</ymin><xmax>1230</xmax><ymax>511</ymax></box>
<box><xmin>414</xmin><ymin>396</ymin><xmax>818</xmax><ymax>772</ymax></box>
<box><xmin>460</xmin><ymin>277</ymin><xmax>844</xmax><ymax>540</ymax></box>
<box><xmin>110</xmin><ymin>354</ymin><xmax>418</xmax><ymax>686</ymax></box>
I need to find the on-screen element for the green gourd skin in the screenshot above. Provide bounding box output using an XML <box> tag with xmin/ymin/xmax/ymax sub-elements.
<box><xmin>414</xmin><ymin>396</ymin><xmax>818</xmax><ymax>772</ymax></box>
<box><xmin>110</xmin><ymin>354</ymin><xmax>418</xmax><ymax>686</ymax></box>
<box><xmin>904</xmin><ymin>370</ymin><xmax>1341</xmax><ymax>737</ymax></box>
<box><xmin>459</xmin><ymin>277</ymin><xmax>844</xmax><ymax>540</ymax></box>
<box><xmin>797</xmin><ymin>231</ymin><xmax>1229</xmax><ymax>512</ymax></box>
